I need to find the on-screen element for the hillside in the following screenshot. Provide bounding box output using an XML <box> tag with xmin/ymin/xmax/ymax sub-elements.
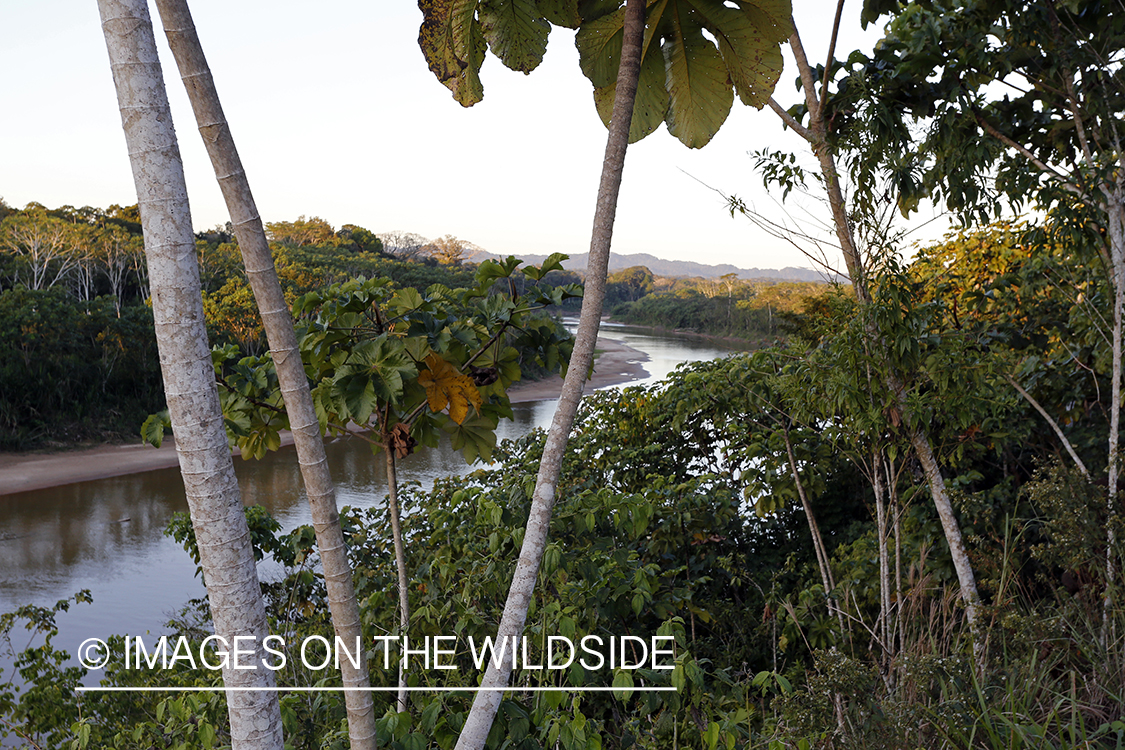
<box><xmin>481</xmin><ymin>250</ymin><xmax>841</xmax><ymax>282</ymax></box>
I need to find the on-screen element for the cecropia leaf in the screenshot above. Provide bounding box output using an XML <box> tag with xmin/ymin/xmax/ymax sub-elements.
<box><xmin>420</xmin><ymin>0</ymin><xmax>789</xmax><ymax>145</ymax></box>
<box><xmin>479</xmin><ymin>0</ymin><xmax>551</xmax><ymax>71</ymax></box>
<box><xmin>580</xmin><ymin>0</ymin><xmax>791</xmax><ymax>147</ymax></box>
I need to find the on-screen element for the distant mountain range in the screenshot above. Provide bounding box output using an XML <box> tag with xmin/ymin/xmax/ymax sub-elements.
<box><xmin>479</xmin><ymin>250</ymin><xmax>841</xmax><ymax>283</ymax></box>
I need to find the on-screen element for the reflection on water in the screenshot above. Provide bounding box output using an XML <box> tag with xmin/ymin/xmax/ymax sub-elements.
<box><xmin>0</xmin><ymin>326</ymin><xmax>736</xmax><ymax>668</ymax></box>
<box><xmin>0</xmin><ymin>402</ymin><xmax>555</xmax><ymax>656</ymax></box>
<box><xmin>598</xmin><ymin>321</ymin><xmax>734</xmax><ymax>385</ymax></box>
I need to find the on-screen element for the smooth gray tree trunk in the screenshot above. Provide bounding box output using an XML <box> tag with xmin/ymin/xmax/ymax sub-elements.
<box><xmin>782</xmin><ymin>427</ymin><xmax>839</xmax><ymax>630</ymax></box>
<box><xmin>384</xmin><ymin>443</ymin><xmax>410</xmax><ymax>714</ymax></box>
<box><xmin>97</xmin><ymin>1</ymin><xmax>283</xmax><ymax>746</ymax></box>
<box><xmin>150</xmin><ymin>2</ymin><xmax>378</xmax><ymax>743</ymax></box>
<box><xmin>774</xmin><ymin>16</ymin><xmax>984</xmax><ymax>656</ymax></box>
<box><xmin>452</xmin><ymin>0</ymin><xmax>646</xmax><ymax>747</ymax></box>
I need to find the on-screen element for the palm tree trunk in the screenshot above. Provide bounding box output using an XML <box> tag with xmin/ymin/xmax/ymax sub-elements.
<box><xmin>150</xmin><ymin>2</ymin><xmax>378</xmax><ymax>743</ymax></box>
<box><xmin>97</xmin><ymin>1</ymin><xmax>282</xmax><ymax>746</ymax></box>
<box><xmin>452</xmin><ymin>1</ymin><xmax>646</xmax><ymax>747</ymax></box>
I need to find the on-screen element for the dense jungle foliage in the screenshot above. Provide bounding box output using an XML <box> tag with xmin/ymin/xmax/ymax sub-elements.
<box><xmin>0</xmin><ymin>202</ymin><xmax>579</xmax><ymax>449</ymax></box>
<box><xmin>4</xmin><ymin>218</ymin><xmax>1125</xmax><ymax>749</ymax></box>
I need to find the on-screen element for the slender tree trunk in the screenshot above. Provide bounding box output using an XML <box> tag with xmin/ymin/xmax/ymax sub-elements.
<box><xmin>151</xmin><ymin>3</ymin><xmax>378</xmax><ymax>743</ymax></box>
<box><xmin>784</xmin><ymin>27</ymin><xmax>865</xmax><ymax>299</ymax></box>
<box><xmin>384</xmin><ymin>442</ymin><xmax>411</xmax><ymax>714</ymax></box>
<box><xmin>97</xmin><ymin>1</ymin><xmax>283</xmax><ymax>746</ymax></box>
<box><xmin>1105</xmin><ymin>198</ymin><xmax>1125</xmax><ymax>639</ymax></box>
<box><xmin>783</xmin><ymin>427</ymin><xmax>846</xmax><ymax>737</ymax></box>
<box><xmin>890</xmin><ymin>455</ymin><xmax>903</xmax><ymax>670</ymax></box>
<box><xmin>1005</xmin><ymin>373</ymin><xmax>1090</xmax><ymax>478</ymax></box>
<box><xmin>873</xmin><ymin>452</ymin><xmax>892</xmax><ymax>659</ymax></box>
<box><xmin>780</xmin><ymin>20</ymin><xmax>984</xmax><ymax>658</ymax></box>
<box><xmin>782</xmin><ymin>427</ymin><xmax>840</xmax><ymax>631</ymax></box>
<box><xmin>453</xmin><ymin>1</ymin><xmax>646</xmax><ymax>746</ymax></box>
<box><xmin>909</xmin><ymin>427</ymin><xmax>981</xmax><ymax>629</ymax></box>
<box><xmin>1063</xmin><ymin>63</ymin><xmax>1125</xmax><ymax>638</ymax></box>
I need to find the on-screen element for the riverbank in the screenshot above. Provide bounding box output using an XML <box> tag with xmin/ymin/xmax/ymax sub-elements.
<box><xmin>606</xmin><ymin>318</ymin><xmax>765</xmax><ymax>350</ymax></box>
<box><xmin>0</xmin><ymin>335</ymin><xmax>648</xmax><ymax>496</ymax></box>
<box><xmin>504</xmin><ymin>332</ymin><xmax>648</xmax><ymax>402</ymax></box>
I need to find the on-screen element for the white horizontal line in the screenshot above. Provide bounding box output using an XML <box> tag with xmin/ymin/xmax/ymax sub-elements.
<box><xmin>77</xmin><ymin>686</ymin><xmax>676</xmax><ymax>693</ymax></box>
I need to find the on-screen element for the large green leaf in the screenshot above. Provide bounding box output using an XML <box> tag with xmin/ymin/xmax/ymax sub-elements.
<box><xmin>660</xmin><ymin>2</ymin><xmax>733</xmax><ymax>148</ymax></box>
<box><xmin>419</xmin><ymin>0</ymin><xmax>488</xmax><ymax>106</ymax></box>
<box><xmin>690</xmin><ymin>0</ymin><xmax>788</xmax><ymax>108</ymax></box>
<box><xmin>739</xmin><ymin>0</ymin><xmax>790</xmax><ymax>39</ymax></box>
<box><xmin>537</xmin><ymin>0</ymin><xmax>581</xmax><ymax>27</ymax></box>
<box><xmin>141</xmin><ymin>410</ymin><xmax>171</xmax><ymax>448</ymax></box>
<box><xmin>578</xmin><ymin>0</ymin><xmax>790</xmax><ymax>148</ymax></box>
<box><xmin>479</xmin><ymin>0</ymin><xmax>551</xmax><ymax>71</ymax></box>
<box><xmin>593</xmin><ymin>33</ymin><xmax>669</xmax><ymax>143</ymax></box>
<box><xmin>575</xmin><ymin>5</ymin><xmax>627</xmax><ymax>88</ymax></box>
<box><xmin>422</xmin><ymin>0</ymin><xmax>788</xmax><ymax>141</ymax></box>
<box><xmin>443</xmin><ymin>412</ymin><xmax>500</xmax><ymax>463</ymax></box>
<box><xmin>578</xmin><ymin>0</ymin><xmax>620</xmax><ymax>23</ymax></box>
<box><xmin>860</xmin><ymin>0</ymin><xmax>898</xmax><ymax>29</ymax></box>
<box><xmin>332</xmin><ymin>337</ymin><xmax>418</xmax><ymax>423</ymax></box>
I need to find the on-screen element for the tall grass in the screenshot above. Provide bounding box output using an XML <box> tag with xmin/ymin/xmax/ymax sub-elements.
<box><xmin>758</xmin><ymin>509</ymin><xmax>1125</xmax><ymax>750</ymax></box>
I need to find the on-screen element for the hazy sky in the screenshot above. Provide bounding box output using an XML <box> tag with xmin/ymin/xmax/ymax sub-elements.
<box><xmin>0</xmin><ymin>2</ymin><xmax>932</xmax><ymax>272</ymax></box>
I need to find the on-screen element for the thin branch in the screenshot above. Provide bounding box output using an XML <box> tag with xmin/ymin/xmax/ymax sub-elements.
<box><xmin>788</xmin><ymin>25</ymin><xmax>822</xmax><ymax>125</ymax></box>
<box><xmin>683</xmin><ymin>171</ymin><xmax>848</xmax><ymax>280</ymax></box>
<box><xmin>330</xmin><ymin>421</ymin><xmax>380</xmax><ymax>446</ymax></box>
<box><xmin>1004</xmin><ymin>373</ymin><xmax>1090</xmax><ymax>478</ymax></box>
<box><xmin>819</xmin><ymin>0</ymin><xmax>847</xmax><ymax>109</ymax></box>
<box><xmin>973</xmin><ymin>110</ymin><xmax>1096</xmax><ymax>206</ymax></box>
<box><xmin>768</xmin><ymin>97</ymin><xmax>815</xmax><ymax>142</ymax></box>
<box><xmin>1063</xmin><ymin>73</ymin><xmax>1096</xmax><ymax>170</ymax></box>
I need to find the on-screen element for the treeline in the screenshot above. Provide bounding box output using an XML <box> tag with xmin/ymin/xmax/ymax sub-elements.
<box><xmin>0</xmin><ymin>201</ymin><xmax>162</xmax><ymax>448</ymax></box>
<box><xmin>0</xmin><ymin>200</ymin><xmax>576</xmax><ymax>448</ymax></box>
<box><xmin>606</xmin><ymin>264</ymin><xmax>829</xmax><ymax>341</ymax></box>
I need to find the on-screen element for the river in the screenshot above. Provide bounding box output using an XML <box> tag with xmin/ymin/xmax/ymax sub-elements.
<box><xmin>0</xmin><ymin>323</ymin><xmax>735</xmax><ymax>679</ymax></box>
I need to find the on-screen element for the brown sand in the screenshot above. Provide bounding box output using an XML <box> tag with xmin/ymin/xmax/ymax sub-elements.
<box><xmin>0</xmin><ymin>334</ymin><xmax>648</xmax><ymax>496</ymax></box>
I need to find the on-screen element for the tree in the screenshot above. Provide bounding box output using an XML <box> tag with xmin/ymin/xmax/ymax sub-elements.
<box><xmin>865</xmin><ymin>0</ymin><xmax>1125</xmax><ymax>634</ymax></box>
<box><xmin>264</xmin><ymin>215</ymin><xmax>337</xmax><ymax>247</ymax></box>
<box><xmin>337</xmin><ymin>224</ymin><xmax>384</xmax><ymax>254</ymax></box>
<box><xmin>744</xmin><ymin>4</ymin><xmax>987</xmax><ymax>654</ymax></box>
<box><xmin>0</xmin><ymin>208</ymin><xmax>76</xmax><ymax>291</ymax></box>
<box><xmin>421</xmin><ymin>234</ymin><xmax>477</xmax><ymax>265</ymax></box>
<box><xmin>99</xmin><ymin>224</ymin><xmax>142</xmax><ymax>316</ymax></box>
<box><xmin>377</xmin><ymin>230</ymin><xmax>428</xmax><ymax>260</ymax></box>
<box><xmin>428</xmin><ymin>2</ymin><xmax>646</xmax><ymax>744</ymax></box>
<box><xmin>606</xmin><ymin>264</ymin><xmax>654</xmax><ymax>303</ymax></box>
<box><xmin>97</xmin><ymin>0</ymin><xmax>283</xmax><ymax>746</ymax></box>
<box><xmin>151</xmin><ymin>0</ymin><xmax>377</xmax><ymax>743</ymax></box>
<box><xmin>210</xmin><ymin>263</ymin><xmax>577</xmax><ymax>713</ymax></box>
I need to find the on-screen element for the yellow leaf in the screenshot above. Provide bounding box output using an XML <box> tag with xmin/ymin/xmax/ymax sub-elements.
<box><xmin>418</xmin><ymin>354</ymin><xmax>482</xmax><ymax>425</ymax></box>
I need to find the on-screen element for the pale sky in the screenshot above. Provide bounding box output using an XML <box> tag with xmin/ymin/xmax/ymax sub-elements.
<box><xmin>0</xmin><ymin>2</ymin><xmax>931</xmax><ymax>272</ymax></box>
